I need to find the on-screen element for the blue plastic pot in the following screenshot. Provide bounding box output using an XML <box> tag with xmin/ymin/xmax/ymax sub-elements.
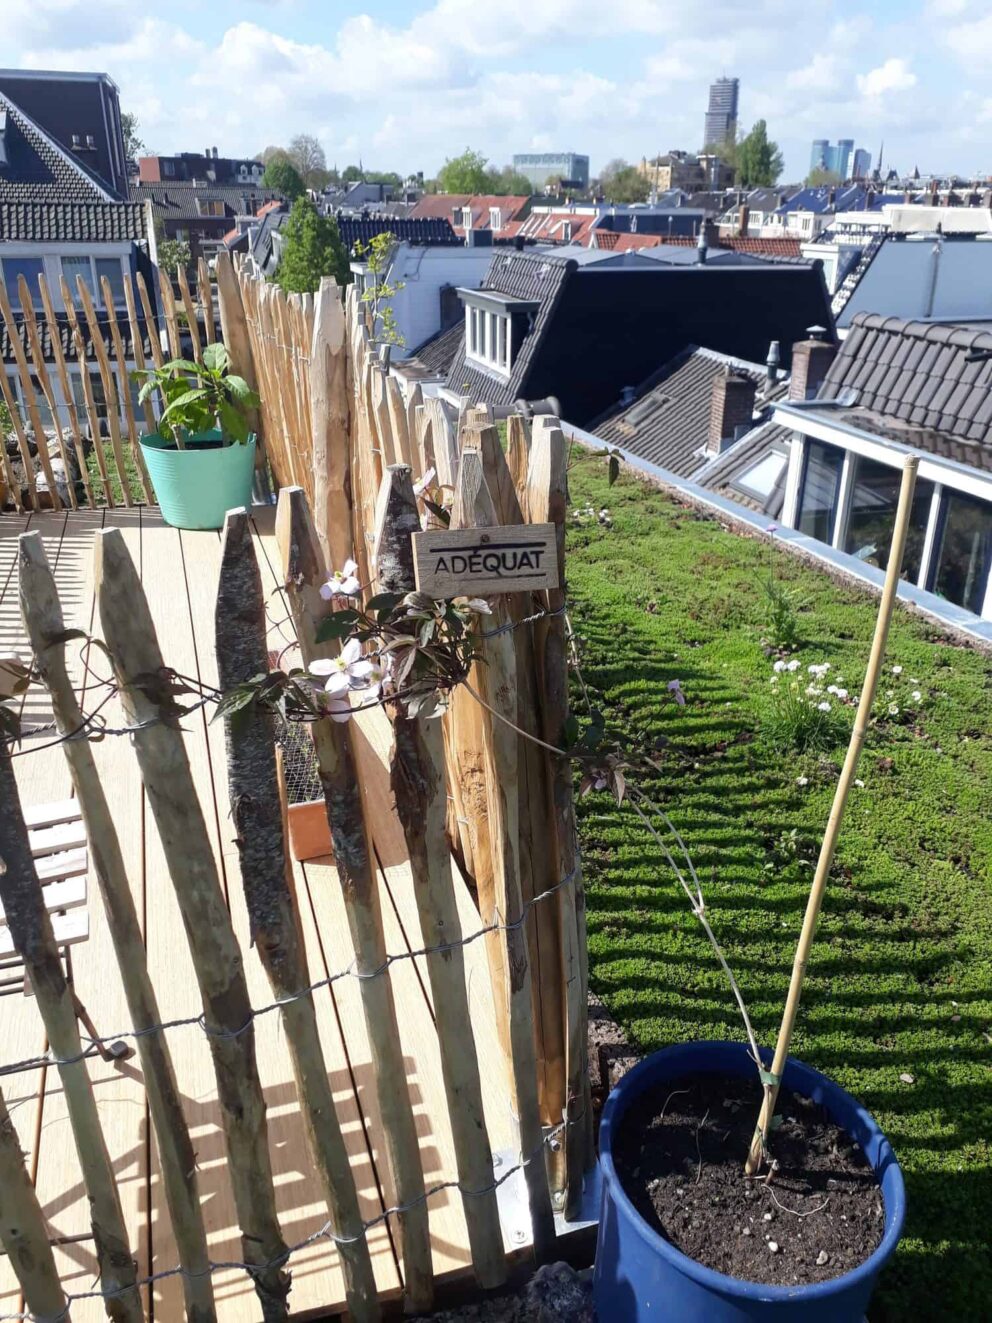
<box><xmin>140</xmin><ymin>430</ymin><xmax>256</xmax><ymax>530</ymax></box>
<box><xmin>594</xmin><ymin>1041</ymin><xmax>905</xmax><ymax>1322</ymax></box>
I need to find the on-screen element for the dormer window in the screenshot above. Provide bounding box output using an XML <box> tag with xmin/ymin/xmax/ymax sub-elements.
<box><xmin>460</xmin><ymin>289</ymin><xmax>538</xmax><ymax>378</ymax></box>
<box><xmin>489</xmin><ymin>207</ymin><xmax>502</xmax><ymax>230</ymax></box>
<box><xmin>459</xmin><ymin>207</ymin><xmax>473</xmax><ymax>229</ymax></box>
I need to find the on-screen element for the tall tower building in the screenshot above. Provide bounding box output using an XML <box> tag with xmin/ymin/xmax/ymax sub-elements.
<box><xmin>703</xmin><ymin>77</ymin><xmax>740</xmax><ymax>148</ymax></box>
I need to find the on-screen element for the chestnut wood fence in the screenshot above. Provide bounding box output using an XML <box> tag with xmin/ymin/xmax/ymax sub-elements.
<box><xmin>1</xmin><ymin>255</ymin><xmax>593</xmax><ymax>1320</ymax></box>
<box><xmin>0</xmin><ymin>258</ymin><xmax>222</xmax><ymax>514</ymax></box>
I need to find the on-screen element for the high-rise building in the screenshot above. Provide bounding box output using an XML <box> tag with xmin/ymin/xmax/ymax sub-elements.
<box><xmin>810</xmin><ymin>138</ymin><xmax>857</xmax><ymax>180</ymax></box>
<box><xmin>852</xmin><ymin>148</ymin><xmax>873</xmax><ymax>180</ymax></box>
<box><xmin>703</xmin><ymin>77</ymin><xmax>739</xmax><ymax>148</ymax></box>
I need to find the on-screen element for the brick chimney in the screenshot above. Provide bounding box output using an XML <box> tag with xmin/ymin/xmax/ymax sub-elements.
<box><xmin>789</xmin><ymin>326</ymin><xmax>837</xmax><ymax>401</ymax></box>
<box><xmin>709</xmin><ymin>369</ymin><xmax>757</xmax><ymax>451</ymax></box>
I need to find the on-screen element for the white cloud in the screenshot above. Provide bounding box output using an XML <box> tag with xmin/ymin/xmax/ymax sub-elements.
<box><xmin>856</xmin><ymin>58</ymin><xmax>917</xmax><ymax>98</ymax></box>
<box><xmin>945</xmin><ymin>14</ymin><xmax>992</xmax><ymax>61</ymax></box>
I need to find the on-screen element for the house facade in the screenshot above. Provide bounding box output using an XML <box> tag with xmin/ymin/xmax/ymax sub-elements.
<box><xmin>0</xmin><ymin>73</ymin><xmax>155</xmax><ymax>437</ymax></box>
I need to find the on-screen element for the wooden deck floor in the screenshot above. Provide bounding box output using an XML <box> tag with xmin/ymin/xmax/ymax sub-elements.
<box><xmin>1</xmin><ymin>507</ymin><xmax>517</xmax><ymax>1321</ymax></box>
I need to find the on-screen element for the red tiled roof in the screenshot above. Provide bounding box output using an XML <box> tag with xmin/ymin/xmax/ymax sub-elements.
<box><xmin>513</xmin><ymin>209</ymin><xmax>599</xmax><ymax>245</ymax></box>
<box><xmin>407</xmin><ymin>193</ymin><xmax>530</xmax><ymax>236</ymax></box>
<box><xmin>653</xmin><ymin>234</ymin><xmax>803</xmax><ymax>259</ymax></box>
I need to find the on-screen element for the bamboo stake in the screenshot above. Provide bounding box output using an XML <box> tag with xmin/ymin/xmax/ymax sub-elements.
<box><xmin>309</xmin><ymin>278</ymin><xmax>353</xmax><ymax>574</ymax></box>
<box><xmin>506</xmin><ymin>414</ymin><xmax>532</xmax><ymax>514</ymax></box>
<box><xmin>19</xmin><ymin>532</ymin><xmax>216</xmax><ymax>1320</ymax></box>
<box><xmin>0</xmin><ymin>280</ymin><xmax>63</xmax><ymax>510</ymax></box>
<box><xmin>374</xmin><ymin>465</ymin><xmax>508</xmax><ymax>1290</ymax></box>
<box><xmin>0</xmin><ymin>1085</ymin><xmax>68</xmax><ymax>1323</ymax></box>
<box><xmin>122</xmin><ymin>273</ymin><xmax>159</xmax><ymax>440</ymax></box>
<box><xmin>38</xmin><ymin>273</ymin><xmax>95</xmax><ymax>506</ymax></box>
<box><xmin>157</xmin><ymin>268</ymin><xmax>182</xmax><ymax>360</ymax></box>
<box><xmin>176</xmin><ymin>264</ymin><xmax>202</xmax><ymax>362</ymax></box>
<box><xmin>197</xmin><ymin>257</ymin><xmax>216</xmax><ymax>345</ymax></box>
<box><xmin>95</xmin><ymin>528</ymin><xmax>290</xmax><ymax>1321</ymax></box>
<box><xmin>99</xmin><ymin>278</ymin><xmax>154</xmax><ymax>503</ymax></box>
<box><xmin>452</xmin><ymin>451</ymin><xmax>556</xmax><ymax>1260</ymax></box>
<box><xmin>216</xmin><ymin>511</ymin><xmax>380</xmax><ymax>1321</ymax></box>
<box><xmin>275</xmin><ymin>488</ymin><xmax>434</xmax><ymax>1314</ymax></box>
<box><xmin>74</xmin><ymin>277</ymin><xmax>133</xmax><ymax>507</ymax></box>
<box><xmin>0</xmin><ymin>742</ymin><xmax>141</xmax><ymax>1322</ymax></box>
<box><xmin>60</xmin><ymin>277</ymin><xmax>116</xmax><ymax>500</ymax></box>
<box><xmin>0</xmin><ymin>415</ymin><xmax>22</xmax><ymax>511</ymax></box>
<box><xmin>745</xmin><ymin>454</ymin><xmax>920</xmax><ymax>1176</ymax></box>
<box><xmin>0</xmin><ymin>364</ymin><xmax>37</xmax><ymax>510</ymax></box>
<box><xmin>527</xmin><ymin>416</ymin><xmax>594</xmax><ymax>1210</ymax></box>
<box><xmin>16</xmin><ymin>276</ymin><xmax>77</xmax><ymax>509</ymax></box>
<box><xmin>135</xmin><ymin>271</ymin><xmax>165</xmax><ymax>370</ymax></box>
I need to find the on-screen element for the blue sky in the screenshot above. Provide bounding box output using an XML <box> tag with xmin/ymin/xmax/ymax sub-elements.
<box><xmin>5</xmin><ymin>0</ymin><xmax>991</xmax><ymax>181</ymax></box>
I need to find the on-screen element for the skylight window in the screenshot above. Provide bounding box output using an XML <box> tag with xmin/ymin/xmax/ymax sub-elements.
<box><xmin>737</xmin><ymin>450</ymin><xmax>788</xmax><ymax>498</ymax></box>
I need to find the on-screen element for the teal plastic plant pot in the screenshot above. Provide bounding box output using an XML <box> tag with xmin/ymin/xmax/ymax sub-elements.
<box><xmin>140</xmin><ymin>430</ymin><xmax>256</xmax><ymax>530</ymax></box>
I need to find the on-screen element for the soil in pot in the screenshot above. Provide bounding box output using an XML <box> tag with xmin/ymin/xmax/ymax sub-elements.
<box><xmin>613</xmin><ymin>1071</ymin><xmax>884</xmax><ymax>1287</ymax></box>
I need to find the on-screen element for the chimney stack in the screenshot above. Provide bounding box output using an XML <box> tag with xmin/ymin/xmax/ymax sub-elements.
<box><xmin>789</xmin><ymin>326</ymin><xmax>837</xmax><ymax>401</ymax></box>
<box><xmin>709</xmin><ymin>369</ymin><xmax>757</xmax><ymax>451</ymax></box>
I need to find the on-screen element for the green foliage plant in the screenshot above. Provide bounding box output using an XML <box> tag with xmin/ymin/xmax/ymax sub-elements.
<box><xmin>275</xmin><ymin>197</ymin><xmax>349</xmax><ymax>294</ymax></box>
<box><xmin>133</xmin><ymin>342</ymin><xmax>259</xmax><ymax>447</ymax></box>
<box><xmin>356</xmin><ymin>232</ymin><xmax>405</xmax><ymax>347</ymax></box>
<box><xmin>763</xmin><ymin>573</ymin><xmax>805</xmax><ymax>651</ymax></box>
<box><xmin>261</xmin><ymin>157</ymin><xmax>305</xmax><ymax>199</ymax></box>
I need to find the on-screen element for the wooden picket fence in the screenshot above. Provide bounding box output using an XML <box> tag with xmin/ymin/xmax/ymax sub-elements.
<box><xmin>1</xmin><ymin>259</ymin><xmax>593</xmax><ymax>1319</ymax></box>
<box><xmin>229</xmin><ymin>255</ymin><xmax>593</xmax><ymax>1212</ymax></box>
<box><xmin>0</xmin><ymin>257</ymin><xmax>222</xmax><ymax>514</ymax></box>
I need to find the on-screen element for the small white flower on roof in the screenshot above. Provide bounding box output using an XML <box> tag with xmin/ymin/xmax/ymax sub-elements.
<box><xmin>786</xmin><ymin>659</ymin><xmax>801</xmax><ymax>672</ymax></box>
<box><xmin>888</xmin><ymin>703</ymin><xmax>900</xmax><ymax>716</ymax></box>
<box><xmin>912</xmin><ymin>690</ymin><xmax>922</xmax><ymax>702</ymax></box>
<box><xmin>796</xmin><ymin>775</ymin><xmax>809</xmax><ymax>786</ymax></box>
<box><xmin>773</xmin><ymin>659</ymin><xmax>787</xmax><ymax>673</ymax></box>
<box><xmin>892</xmin><ymin>665</ymin><xmax>903</xmax><ymax>675</ymax></box>
<box><xmin>817</xmin><ymin>701</ymin><xmax>831</xmax><ymax>712</ymax></box>
<box><xmin>854</xmin><ymin>778</ymin><xmax>865</xmax><ymax>788</ymax></box>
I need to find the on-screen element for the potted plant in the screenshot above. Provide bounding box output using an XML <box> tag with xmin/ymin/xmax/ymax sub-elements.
<box><xmin>135</xmin><ymin>342</ymin><xmax>259</xmax><ymax>530</ymax></box>
<box><xmin>592</xmin><ymin>463</ymin><xmax>921</xmax><ymax>1322</ymax></box>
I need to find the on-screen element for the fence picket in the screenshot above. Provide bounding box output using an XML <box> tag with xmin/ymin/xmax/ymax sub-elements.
<box><xmin>95</xmin><ymin>528</ymin><xmax>291</xmax><ymax>1322</ymax></box>
<box><xmin>157</xmin><ymin>269</ymin><xmax>182</xmax><ymax>360</ymax></box>
<box><xmin>18</xmin><ymin>531</ymin><xmax>217</xmax><ymax>1321</ymax></box>
<box><xmin>451</xmin><ymin>450</ymin><xmax>556</xmax><ymax>1259</ymax></box>
<box><xmin>0</xmin><ymin>352</ymin><xmax>37</xmax><ymax>510</ymax></box>
<box><xmin>216</xmin><ymin>510</ymin><xmax>380</xmax><ymax>1321</ymax></box>
<box><xmin>135</xmin><ymin>272</ymin><xmax>165</xmax><ymax>370</ymax></box>
<box><xmin>38</xmin><ymin>273</ymin><xmax>95</xmax><ymax>506</ymax></box>
<box><xmin>527</xmin><ymin>416</ymin><xmax>595</xmax><ymax>1201</ymax></box>
<box><xmin>0</xmin><ymin>280</ymin><xmax>63</xmax><ymax>510</ymax></box>
<box><xmin>309</xmin><ymin>278</ymin><xmax>352</xmax><ymax>573</ymax></box>
<box><xmin>15</xmin><ymin>277</ymin><xmax>77</xmax><ymax>509</ymax></box>
<box><xmin>374</xmin><ymin>465</ymin><xmax>508</xmax><ymax>1290</ymax></box>
<box><xmin>59</xmin><ymin>276</ymin><xmax>115</xmax><ymax>503</ymax></box>
<box><xmin>122</xmin><ymin>273</ymin><xmax>159</xmax><ymax>439</ymax></box>
<box><xmin>0</xmin><ymin>1085</ymin><xmax>69</xmax><ymax>1321</ymax></box>
<box><xmin>0</xmin><ymin>743</ymin><xmax>142</xmax><ymax>1322</ymax></box>
<box><xmin>176</xmin><ymin>264</ymin><xmax>202</xmax><ymax>362</ymax></box>
<box><xmin>74</xmin><ymin>276</ymin><xmax>134</xmax><ymax>506</ymax></box>
<box><xmin>99</xmin><ymin>277</ymin><xmax>154</xmax><ymax>503</ymax></box>
<box><xmin>197</xmin><ymin>257</ymin><xmax>216</xmax><ymax>345</ymax></box>
<box><xmin>274</xmin><ymin>487</ymin><xmax>434</xmax><ymax>1313</ymax></box>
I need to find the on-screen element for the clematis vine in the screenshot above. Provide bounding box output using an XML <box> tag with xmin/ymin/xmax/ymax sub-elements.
<box><xmin>309</xmin><ymin>639</ymin><xmax>382</xmax><ymax>722</ymax></box>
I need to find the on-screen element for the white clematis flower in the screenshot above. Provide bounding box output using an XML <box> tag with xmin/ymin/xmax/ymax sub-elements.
<box><xmin>319</xmin><ymin>559</ymin><xmax>361</xmax><ymax>599</ymax></box>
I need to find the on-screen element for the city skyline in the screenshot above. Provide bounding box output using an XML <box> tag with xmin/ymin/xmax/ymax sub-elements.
<box><xmin>4</xmin><ymin>0</ymin><xmax>992</xmax><ymax>181</ymax></box>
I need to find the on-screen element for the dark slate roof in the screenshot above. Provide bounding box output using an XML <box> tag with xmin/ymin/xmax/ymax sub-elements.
<box><xmin>818</xmin><ymin>312</ymin><xmax>992</xmax><ymax>445</ymax></box>
<box><xmin>0</xmin><ymin>200</ymin><xmax>146</xmax><ymax>242</ymax></box>
<box><xmin>591</xmin><ymin>346</ymin><xmax>787</xmax><ymax>477</ymax></box>
<box><xmin>337</xmin><ymin>216</ymin><xmax>459</xmax><ymax>249</ymax></box>
<box><xmin>0</xmin><ymin>91</ymin><xmax>111</xmax><ymax>203</ymax></box>
<box><xmin>775</xmin><ymin>185</ymin><xmax>904</xmax><ymax>215</ymax></box>
<box><xmin>412</xmin><ymin>322</ymin><xmax>464</xmax><ymax>374</ymax></box>
<box><xmin>130</xmin><ymin>182</ymin><xmax>282</xmax><ymax>219</ymax></box>
<box><xmin>1</xmin><ymin>309</ymin><xmax>154</xmax><ymax>367</ymax></box>
<box><xmin>697</xmin><ymin>419</ymin><xmax>792</xmax><ymax>515</ymax></box>
<box><xmin>446</xmin><ymin>249</ymin><xmax>572</xmax><ymax>407</ymax></box>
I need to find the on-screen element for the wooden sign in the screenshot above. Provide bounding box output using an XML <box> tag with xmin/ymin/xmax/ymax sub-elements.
<box><xmin>413</xmin><ymin>523</ymin><xmax>559</xmax><ymax>597</ymax></box>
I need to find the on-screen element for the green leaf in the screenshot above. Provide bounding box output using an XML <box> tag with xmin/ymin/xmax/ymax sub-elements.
<box><xmin>213</xmin><ymin>686</ymin><xmax>258</xmax><ymax>722</ymax></box>
<box><xmin>160</xmin><ymin>387</ymin><xmax>209</xmax><ymax>420</ymax></box>
<box><xmin>202</xmin><ymin>342</ymin><xmax>231</xmax><ymax>375</ymax></box>
<box><xmin>423</xmin><ymin>498</ymin><xmax>451</xmax><ymax>527</ymax></box>
<box><xmin>608</xmin><ymin>455</ymin><xmax>620</xmax><ymax>486</ymax></box>
<box><xmin>366</xmin><ymin>592</ymin><xmax>403</xmax><ymax>614</ymax></box>
<box><xmin>314</xmin><ymin>613</ymin><xmax>359</xmax><ymax>643</ymax></box>
<box><xmin>216</xmin><ymin>398</ymin><xmax>248</xmax><ymax>444</ymax></box>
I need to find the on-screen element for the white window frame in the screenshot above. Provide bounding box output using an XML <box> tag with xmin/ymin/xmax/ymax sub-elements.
<box><xmin>464</xmin><ymin>304</ymin><xmax>511</xmax><ymax>376</ymax></box>
<box><xmin>60</xmin><ymin>253</ymin><xmax>128</xmax><ymax>306</ymax></box>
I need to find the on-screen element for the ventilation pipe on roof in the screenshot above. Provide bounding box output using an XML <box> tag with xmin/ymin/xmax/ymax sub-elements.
<box><xmin>619</xmin><ymin>385</ymin><xmax>637</xmax><ymax>408</ymax></box>
<box><xmin>766</xmin><ymin>340</ymin><xmax>781</xmax><ymax>387</ymax></box>
<box><xmin>696</xmin><ymin>229</ymin><xmax>708</xmax><ymax>264</ymax></box>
